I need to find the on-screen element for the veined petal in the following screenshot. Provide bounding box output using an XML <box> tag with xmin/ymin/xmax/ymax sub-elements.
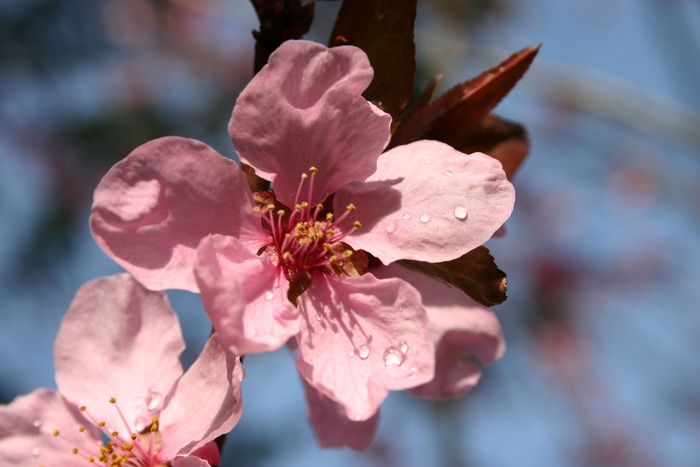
<box><xmin>230</xmin><ymin>40</ymin><xmax>392</xmax><ymax>207</ymax></box>
<box><xmin>91</xmin><ymin>136</ymin><xmax>263</xmax><ymax>292</ymax></box>
<box><xmin>195</xmin><ymin>235</ymin><xmax>300</xmax><ymax>355</ymax></box>
<box><xmin>172</xmin><ymin>456</ymin><xmax>212</xmax><ymax>467</ymax></box>
<box><xmin>296</xmin><ymin>272</ymin><xmax>434</xmax><ymax>421</ymax></box>
<box><xmin>0</xmin><ymin>389</ymin><xmax>101</xmax><ymax>467</ymax></box>
<box><xmin>335</xmin><ymin>140</ymin><xmax>515</xmax><ymax>264</ymax></box>
<box><xmin>160</xmin><ymin>335</ymin><xmax>243</xmax><ymax>459</ymax></box>
<box><xmin>302</xmin><ymin>380</ymin><xmax>379</xmax><ymax>451</ymax></box>
<box><xmin>54</xmin><ymin>274</ymin><xmax>185</xmax><ymax>433</ymax></box>
<box><xmin>376</xmin><ymin>264</ymin><xmax>505</xmax><ymax>399</ymax></box>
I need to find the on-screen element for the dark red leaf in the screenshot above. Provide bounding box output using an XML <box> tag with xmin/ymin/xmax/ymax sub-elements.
<box><xmin>458</xmin><ymin>114</ymin><xmax>530</xmax><ymax>180</ymax></box>
<box><xmin>250</xmin><ymin>0</ymin><xmax>315</xmax><ymax>73</ymax></box>
<box><xmin>391</xmin><ymin>44</ymin><xmax>540</xmax><ymax>147</ymax></box>
<box><xmin>400</xmin><ymin>246</ymin><xmax>508</xmax><ymax>307</ymax></box>
<box><xmin>330</xmin><ymin>0</ymin><xmax>417</xmax><ymax>119</ymax></box>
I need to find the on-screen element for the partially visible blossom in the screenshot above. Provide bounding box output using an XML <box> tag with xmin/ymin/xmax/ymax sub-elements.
<box><xmin>90</xmin><ymin>40</ymin><xmax>514</xmax><ymax>422</ymax></box>
<box><xmin>0</xmin><ymin>274</ymin><xmax>242</xmax><ymax>467</ymax></box>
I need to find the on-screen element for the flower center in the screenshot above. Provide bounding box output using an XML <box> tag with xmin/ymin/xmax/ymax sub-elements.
<box><xmin>47</xmin><ymin>397</ymin><xmax>165</xmax><ymax>467</ymax></box>
<box><xmin>254</xmin><ymin>168</ymin><xmax>367</xmax><ymax>302</ymax></box>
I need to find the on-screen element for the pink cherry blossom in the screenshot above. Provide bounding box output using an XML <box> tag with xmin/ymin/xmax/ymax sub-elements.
<box><xmin>0</xmin><ymin>274</ymin><xmax>242</xmax><ymax>467</ymax></box>
<box><xmin>90</xmin><ymin>40</ymin><xmax>514</xmax><ymax>422</ymax></box>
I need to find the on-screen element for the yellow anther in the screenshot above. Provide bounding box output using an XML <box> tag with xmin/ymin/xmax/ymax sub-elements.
<box><xmin>130</xmin><ymin>433</ymin><xmax>137</xmax><ymax>440</ymax></box>
<box><xmin>282</xmin><ymin>251</ymin><xmax>292</xmax><ymax>261</ymax></box>
<box><xmin>277</xmin><ymin>209</ymin><xmax>285</xmax><ymax>216</ymax></box>
<box><xmin>323</xmin><ymin>243</ymin><xmax>332</xmax><ymax>250</ymax></box>
<box><xmin>109</xmin><ymin>397</ymin><xmax>116</xmax><ymax>404</ymax></box>
<box><xmin>53</xmin><ymin>429</ymin><xmax>60</xmax><ymax>437</ymax></box>
<box><xmin>353</xmin><ymin>221</ymin><xmax>362</xmax><ymax>229</ymax></box>
<box><xmin>300</xmin><ymin>201</ymin><xmax>309</xmax><ymax>209</ymax></box>
<box><xmin>72</xmin><ymin>448</ymin><xmax>78</xmax><ymax>455</ymax></box>
<box><xmin>99</xmin><ymin>422</ymin><xmax>106</xmax><ymax>427</ymax></box>
<box><xmin>344</xmin><ymin>250</ymin><xmax>353</xmax><ymax>258</ymax></box>
<box><xmin>121</xmin><ymin>444</ymin><xmax>134</xmax><ymax>451</ymax></box>
<box><xmin>107</xmin><ymin>441</ymin><xmax>115</xmax><ymax>448</ymax></box>
<box><xmin>329</xmin><ymin>255</ymin><xmax>338</xmax><ymax>264</ymax></box>
<box><xmin>346</xmin><ymin>203</ymin><xmax>356</xmax><ymax>212</ymax></box>
<box><xmin>326</xmin><ymin>231</ymin><xmax>333</xmax><ymax>238</ymax></box>
<box><xmin>325</xmin><ymin>213</ymin><xmax>334</xmax><ymax>221</ymax></box>
<box><xmin>295</xmin><ymin>204</ymin><xmax>303</xmax><ymax>212</ymax></box>
<box><xmin>309</xmin><ymin>166</ymin><xmax>318</xmax><ymax>175</ymax></box>
<box><xmin>88</xmin><ymin>456</ymin><xmax>95</xmax><ymax>462</ymax></box>
<box><xmin>80</xmin><ymin>406</ymin><xmax>86</xmax><ymax>412</ymax></box>
<box><xmin>301</xmin><ymin>173</ymin><xmax>309</xmax><ymax>179</ymax></box>
<box><xmin>79</xmin><ymin>426</ymin><xmax>86</xmax><ymax>432</ymax></box>
<box><xmin>150</xmin><ymin>416</ymin><xmax>159</xmax><ymax>432</ymax></box>
<box><xmin>111</xmin><ymin>431</ymin><xmax>119</xmax><ymax>437</ymax></box>
<box><xmin>266</xmin><ymin>204</ymin><xmax>275</xmax><ymax>211</ymax></box>
<box><xmin>316</xmin><ymin>203</ymin><xmax>324</xmax><ymax>211</ymax></box>
<box><xmin>253</xmin><ymin>206</ymin><xmax>261</xmax><ymax>212</ymax></box>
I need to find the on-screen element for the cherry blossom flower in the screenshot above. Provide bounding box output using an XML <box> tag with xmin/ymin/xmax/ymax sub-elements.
<box><xmin>0</xmin><ymin>274</ymin><xmax>242</xmax><ymax>467</ymax></box>
<box><xmin>90</xmin><ymin>40</ymin><xmax>514</xmax><ymax>421</ymax></box>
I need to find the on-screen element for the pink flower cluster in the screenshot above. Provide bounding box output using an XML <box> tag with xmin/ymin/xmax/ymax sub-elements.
<box><xmin>1</xmin><ymin>40</ymin><xmax>514</xmax><ymax>459</ymax></box>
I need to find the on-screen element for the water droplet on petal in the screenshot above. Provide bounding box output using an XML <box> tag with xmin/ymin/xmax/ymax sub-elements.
<box><xmin>348</xmin><ymin>349</ymin><xmax>355</xmax><ymax>358</ymax></box>
<box><xmin>264</xmin><ymin>291</ymin><xmax>275</xmax><ymax>301</ymax></box>
<box><xmin>443</xmin><ymin>169</ymin><xmax>454</xmax><ymax>176</ymax></box>
<box><xmin>147</xmin><ymin>390</ymin><xmax>161</xmax><ymax>411</ymax></box>
<box><xmin>402</xmin><ymin>212</ymin><xmax>412</xmax><ymax>220</ymax></box>
<box><xmin>315</xmin><ymin>313</ymin><xmax>322</xmax><ymax>321</ymax></box>
<box><xmin>419</xmin><ymin>213</ymin><xmax>431</xmax><ymax>223</ymax></box>
<box><xmin>399</xmin><ymin>341</ymin><xmax>409</xmax><ymax>354</ymax></box>
<box><xmin>358</xmin><ymin>344</ymin><xmax>370</xmax><ymax>360</ymax></box>
<box><xmin>383</xmin><ymin>347</ymin><xmax>404</xmax><ymax>366</ymax></box>
<box><xmin>33</xmin><ymin>419</ymin><xmax>43</xmax><ymax>428</ymax></box>
<box><xmin>31</xmin><ymin>446</ymin><xmax>41</xmax><ymax>457</ymax></box>
<box><xmin>385</xmin><ymin>221</ymin><xmax>397</xmax><ymax>234</ymax></box>
<box><xmin>134</xmin><ymin>417</ymin><xmax>146</xmax><ymax>432</ymax></box>
<box><xmin>453</xmin><ymin>206</ymin><xmax>468</xmax><ymax>220</ymax></box>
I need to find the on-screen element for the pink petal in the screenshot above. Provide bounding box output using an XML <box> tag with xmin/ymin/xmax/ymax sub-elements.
<box><xmin>302</xmin><ymin>379</ymin><xmax>379</xmax><ymax>451</ymax></box>
<box><xmin>296</xmin><ymin>272</ymin><xmax>435</xmax><ymax>421</ymax></box>
<box><xmin>186</xmin><ymin>441</ymin><xmax>220</xmax><ymax>466</ymax></box>
<box><xmin>230</xmin><ymin>40</ymin><xmax>392</xmax><ymax>207</ymax></box>
<box><xmin>91</xmin><ymin>136</ymin><xmax>263</xmax><ymax>292</ymax></box>
<box><xmin>160</xmin><ymin>335</ymin><xmax>243</xmax><ymax>459</ymax></box>
<box><xmin>172</xmin><ymin>457</ymin><xmax>212</xmax><ymax>467</ymax></box>
<box><xmin>335</xmin><ymin>140</ymin><xmax>515</xmax><ymax>264</ymax></box>
<box><xmin>54</xmin><ymin>274</ymin><xmax>185</xmax><ymax>434</ymax></box>
<box><xmin>195</xmin><ymin>234</ymin><xmax>300</xmax><ymax>355</ymax></box>
<box><xmin>376</xmin><ymin>264</ymin><xmax>506</xmax><ymax>399</ymax></box>
<box><xmin>0</xmin><ymin>389</ymin><xmax>101</xmax><ymax>467</ymax></box>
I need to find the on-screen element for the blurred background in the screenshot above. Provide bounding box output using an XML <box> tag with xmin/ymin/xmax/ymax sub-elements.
<box><xmin>1</xmin><ymin>0</ymin><xmax>699</xmax><ymax>466</ymax></box>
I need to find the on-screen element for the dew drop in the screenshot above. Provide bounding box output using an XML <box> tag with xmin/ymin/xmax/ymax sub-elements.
<box><xmin>453</xmin><ymin>206</ymin><xmax>468</xmax><ymax>220</ymax></box>
<box><xmin>264</xmin><ymin>290</ymin><xmax>276</xmax><ymax>301</ymax></box>
<box><xmin>443</xmin><ymin>169</ymin><xmax>454</xmax><ymax>177</ymax></box>
<box><xmin>385</xmin><ymin>221</ymin><xmax>397</xmax><ymax>234</ymax></box>
<box><xmin>402</xmin><ymin>212</ymin><xmax>412</xmax><ymax>220</ymax></box>
<box><xmin>146</xmin><ymin>390</ymin><xmax>161</xmax><ymax>411</ymax></box>
<box><xmin>419</xmin><ymin>213</ymin><xmax>431</xmax><ymax>223</ymax></box>
<box><xmin>348</xmin><ymin>349</ymin><xmax>355</xmax><ymax>358</ymax></box>
<box><xmin>383</xmin><ymin>347</ymin><xmax>404</xmax><ymax>367</ymax></box>
<box><xmin>399</xmin><ymin>341</ymin><xmax>409</xmax><ymax>354</ymax></box>
<box><xmin>31</xmin><ymin>446</ymin><xmax>41</xmax><ymax>457</ymax></box>
<box><xmin>33</xmin><ymin>419</ymin><xmax>43</xmax><ymax>428</ymax></box>
<box><xmin>134</xmin><ymin>417</ymin><xmax>146</xmax><ymax>432</ymax></box>
<box><xmin>357</xmin><ymin>344</ymin><xmax>370</xmax><ymax>360</ymax></box>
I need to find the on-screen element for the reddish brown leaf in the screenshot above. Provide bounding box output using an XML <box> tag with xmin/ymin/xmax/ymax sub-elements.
<box><xmin>330</xmin><ymin>0</ymin><xmax>417</xmax><ymax>119</ymax></box>
<box><xmin>400</xmin><ymin>246</ymin><xmax>508</xmax><ymax>307</ymax></box>
<box><xmin>458</xmin><ymin>114</ymin><xmax>530</xmax><ymax>180</ymax></box>
<box><xmin>391</xmin><ymin>44</ymin><xmax>540</xmax><ymax>148</ymax></box>
<box><xmin>251</xmin><ymin>0</ymin><xmax>315</xmax><ymax>73</ymax></box>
